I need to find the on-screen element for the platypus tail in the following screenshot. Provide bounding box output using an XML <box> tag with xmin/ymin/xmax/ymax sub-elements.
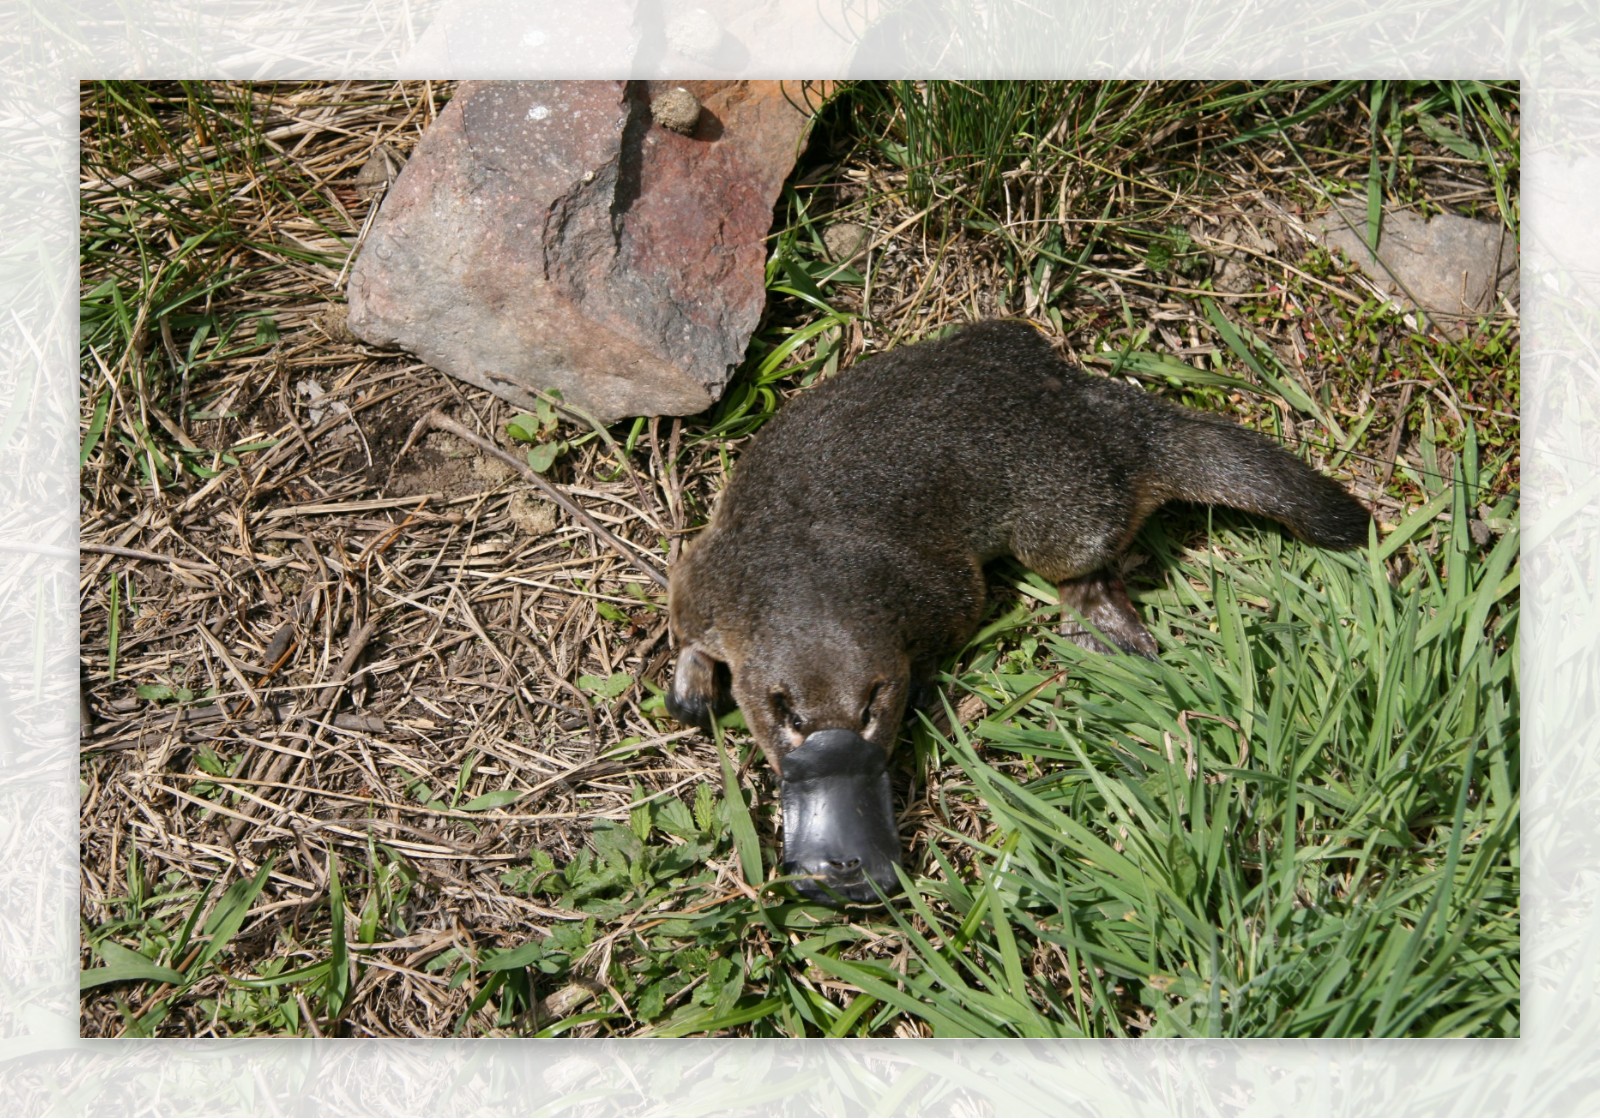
<box><xmin>1152</xmin><ymin>409</ymin><xmax>1372</xmax><ymax>549</ymax></box>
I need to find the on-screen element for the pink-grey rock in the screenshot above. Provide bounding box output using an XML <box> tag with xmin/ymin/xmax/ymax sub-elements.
<box><xmin>1312</xmin><ymin>199</ymin><xmax>1518</xmax><ymax>338</ymax></box>
<box><xmin>346</xmin><ymin>80</ymin><xmax>821</xmax><ymax>422</ymax></box>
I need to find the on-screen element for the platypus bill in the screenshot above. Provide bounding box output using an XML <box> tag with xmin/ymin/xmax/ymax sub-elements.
<box><xmin>666</xmin><ymin>319</ymin><xmax>1371</xmax><ymax>905</ymax></box>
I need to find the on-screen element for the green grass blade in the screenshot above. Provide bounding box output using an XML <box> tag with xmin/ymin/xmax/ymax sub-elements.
<box><xmin>195</xmin><ymin>859</ymin><xmax>274</xmax><ymax>970</ymax></box>
<box><xmin>81</xmin><ymin>942</ymin><xmax>186</xmax><ymax>990</ymax></box>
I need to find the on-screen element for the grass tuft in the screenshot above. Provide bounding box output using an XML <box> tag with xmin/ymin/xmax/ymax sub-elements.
<box><xmin>910</xmin><ymin>430</ymin><xmax>1517</xmax><ymax>1036</ymax></box>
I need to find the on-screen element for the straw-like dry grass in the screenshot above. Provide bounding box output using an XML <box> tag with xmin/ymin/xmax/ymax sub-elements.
<box><xmin>79</xmin><ymin>80</ymin><xmax>1518</xmax><ymax>1038</ymax></box>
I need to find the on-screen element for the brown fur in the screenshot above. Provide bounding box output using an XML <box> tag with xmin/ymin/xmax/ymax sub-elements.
<box><xmin>666</xmin><ymin>319</ymin><xmax>1371</xmax><ymax>774</ymax></box>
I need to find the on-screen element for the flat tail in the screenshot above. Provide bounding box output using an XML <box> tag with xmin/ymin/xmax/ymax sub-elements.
<box><xmin>1158</xmin><ymin>413</ymin><xmax>1372</xmax><ymax>549</ymax></box>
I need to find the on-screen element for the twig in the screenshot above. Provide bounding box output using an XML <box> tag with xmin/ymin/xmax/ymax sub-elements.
<box><xmin>78</xmin><ymin>541</ymin><xmax>216</xmax><ymax>571</ymax></box>
<box><xmin>316</xmin><ymin>615</ymin><xmax>383</xmax><ymax>712</ymax></box>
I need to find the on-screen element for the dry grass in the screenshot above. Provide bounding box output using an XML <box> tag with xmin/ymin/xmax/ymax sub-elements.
<box><xmin>78</xmin><ymin>80</ymin><xmax>725</xmax><ymax>1035</ymax></box>
<box><xmin>78</xmin><ymin>79</ymin><xmax>1518</xmax><ymax>1038</ymax></box>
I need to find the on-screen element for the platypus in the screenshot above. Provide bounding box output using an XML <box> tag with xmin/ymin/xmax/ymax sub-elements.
<box><xmin>666</xmin><ymin>319</ymin><xmax>1370</xmax><ymax>904</ymax></box>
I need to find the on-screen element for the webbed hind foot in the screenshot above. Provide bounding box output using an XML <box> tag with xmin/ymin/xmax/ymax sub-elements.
<box><xmin>1057</xmin><ymin>570</ymin><xmax>1159</xmax><ymax>660</ymax></box>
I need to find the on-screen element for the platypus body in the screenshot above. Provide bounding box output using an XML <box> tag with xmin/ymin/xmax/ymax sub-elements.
<box><xmin>667</xmin><ymin>319</ymin><xmax>1370</xmax><ymax>904</ymax></box>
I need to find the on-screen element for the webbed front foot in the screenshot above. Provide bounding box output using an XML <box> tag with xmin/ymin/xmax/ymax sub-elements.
<box><xmin>664</xmin><ymin>644</ymin><xmax>735</xmax><ymax>730</ymax></box>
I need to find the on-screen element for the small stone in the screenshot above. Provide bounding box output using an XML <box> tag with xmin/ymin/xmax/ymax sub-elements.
<box><xmin>652</xmin><ymin>87</ymin><xmax>701</xmax><ymax>135</ymax></box>
<box><xmin>509</xmin><ymin>493</ymin><xmax>558</xmax><ymax>536</ymax></box>
<box><xmin>353</xmin><ymin>144</ymin><xmax>403</xmax><ymax>199</ymax></box>
<box><xmin>822</xmin><ymin>221</ymin><xmax>870</xmax><ymax>264</ymax></box>
<box><xmin>315</xmin><ymin>303</ymin><xmax>357</xmax><ymax>344</ymax></box>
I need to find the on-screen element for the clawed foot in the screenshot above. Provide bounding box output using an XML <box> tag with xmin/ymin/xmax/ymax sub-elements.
<box><xmin>1057</xmin><ymin>570</ymin><xmax>1158</xmax><ymax>660</ymax></box>
<box><xmin>664</xmin><ymin>644</ymin><xmax>734</xmax><ymax>730</ymax></box>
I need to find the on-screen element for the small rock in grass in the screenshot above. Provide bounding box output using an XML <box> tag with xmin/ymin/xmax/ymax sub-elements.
<box><xmin>822</xmin><ymin>221</ymin><xmax>870</xmax><ymax>264</ymax></box>
<box><xmin>353</xmin><ymin>144</ymin><xmax>403</xmax><ymax>199</ymax></box>
<box><xmin>1312</xmin><ymin>199</ymin><xmax>1518</xmax><ymax>339</ymax></box>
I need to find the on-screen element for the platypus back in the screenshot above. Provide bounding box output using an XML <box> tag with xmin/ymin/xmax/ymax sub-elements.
<box><xmin>667</xmin><ymin>318</ymin><xmax>1371</xmax><ymax>903</ymax></box>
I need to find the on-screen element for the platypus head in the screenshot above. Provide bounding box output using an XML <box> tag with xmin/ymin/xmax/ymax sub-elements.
<box><xmin>730</xmin><ymin>617</ymin><xmax>913</xmax><ymax>905</ymax></box>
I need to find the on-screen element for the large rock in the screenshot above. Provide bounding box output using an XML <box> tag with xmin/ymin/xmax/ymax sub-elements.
<box><xmin>347</xmin><ymin>80</ymin><xmax>822</xmax><ymax>422</ymax></box>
